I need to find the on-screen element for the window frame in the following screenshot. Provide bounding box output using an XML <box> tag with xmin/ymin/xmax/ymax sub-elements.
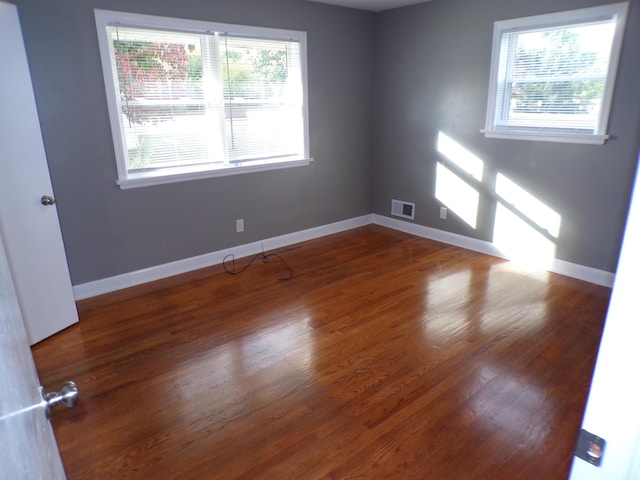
<box><xmin>482</xmin><ymin>3</ymin><xmax>628</xmax><ymax>145</ymax></box>
<box><xmin>94</xmin><ymin>9</ymin><xmax>311</xmax><ymax>189</ymax></box>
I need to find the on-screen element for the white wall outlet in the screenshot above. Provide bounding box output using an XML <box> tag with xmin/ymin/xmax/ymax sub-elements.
<box><xmin>440</xmin><ymin>207</ymin><xmax>447</xmax><ymax>220</ymax></box>
<box><xmin>236</xmin><ymin>219</ymin><xmax>244</xmax><ymax>232</ymax></box>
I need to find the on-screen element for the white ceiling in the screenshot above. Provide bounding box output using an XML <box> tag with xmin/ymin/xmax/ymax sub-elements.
<box><xmin>306</xmin><ymin>0</ymin><xmax>432</xmax><ymax>12</ymax></box>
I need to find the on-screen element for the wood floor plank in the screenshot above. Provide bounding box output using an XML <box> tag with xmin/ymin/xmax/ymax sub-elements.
<box><xmin>32</xmin><ymin>225</ymin><xmax>610</xmax><ymax>479</ymax></box>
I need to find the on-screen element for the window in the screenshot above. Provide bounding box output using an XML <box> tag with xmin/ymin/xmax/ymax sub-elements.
<box><xmin>95</xmin><ymin>10</ymin><xmax>310</xmax><ymax>188</ymax></box>
<box><xmin>483</xmin><ymin>3</ymin><xmax>628</xmax><ymax>145</ymax></box>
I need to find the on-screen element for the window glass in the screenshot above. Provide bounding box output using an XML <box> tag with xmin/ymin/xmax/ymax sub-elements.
<box><xmin>484</xmin><ymin>3</ymin><xmax>628</xmax><ymax>144</ymax></box>
<box><xmin>95</xmin><ymin>11</ymin><xmax>310</xmax><ymax>188</ymax></box>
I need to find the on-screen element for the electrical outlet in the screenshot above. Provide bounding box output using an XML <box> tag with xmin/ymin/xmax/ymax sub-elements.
<box><xmin>236</xmin><ymin>219</ymin><xmax>244</xmax><ymax>232</ymax></box>
<box><xmin>440</xmin><ymin>207</ymin><xmax>447</xmax><ymax>220</ymax></box>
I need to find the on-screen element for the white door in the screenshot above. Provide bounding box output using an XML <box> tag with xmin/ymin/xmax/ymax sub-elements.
<box><xmin>0</xmin><ymin>1</ymin><xmax>78</xmax><ymax>345</ymax></box>
<box><xmin>568</xmin><ymin>155</ymin><xmax>640</xmax><ymax>479</ymax></box>
<box><xmin>0</xmin><ymin>225</ymin><xmax>68</xmax><ymax>478</ymax></box>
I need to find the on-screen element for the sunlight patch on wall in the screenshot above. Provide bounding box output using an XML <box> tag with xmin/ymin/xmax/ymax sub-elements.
<box><xmin>435</xmin><ymin>164</ymin><xmax>480</xmax><ymax>228</ymax></box>
<box><xmin>435</xmin><ymin>132</ymin><xmax>484</xmax><ymax>229</ymax></box>
<box><xmin>496</xmin><ymin>174</ymin><xmax>561</xmax><ymax>237</ymax></box>
<box><xmin>437</xmin><ymin>132</ymin><xmax>484</xmax><ymax>181</ymax></box>
<box><xmin>493</xmin><ymin>174</ymin><xmax>561</xmax><ymax>270</ymax></box>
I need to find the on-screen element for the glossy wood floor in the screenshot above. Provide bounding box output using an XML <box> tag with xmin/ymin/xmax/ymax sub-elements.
<box><xmin>32</xmin><ymin>225</ymin><xmax>611</xmax><ymax>479</ymax></box>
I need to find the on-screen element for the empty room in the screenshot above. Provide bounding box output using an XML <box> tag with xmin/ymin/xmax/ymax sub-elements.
<box><xmin>1</xmin><ymin>0</ymin><xmax>640</xmax><ymax>478</ymax></box>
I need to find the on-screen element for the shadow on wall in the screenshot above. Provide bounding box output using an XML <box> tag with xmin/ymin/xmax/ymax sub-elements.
<box><xmin>435</xmin><ymin>131</ymin><xmax>561</xmax><ymax>270</ymax></box>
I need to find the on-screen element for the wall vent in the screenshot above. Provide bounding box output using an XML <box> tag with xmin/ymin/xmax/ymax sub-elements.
<box><xmin>391</xmin><ymin>199</ymin><xmax>415</xmax><ymax>220</ymax></box>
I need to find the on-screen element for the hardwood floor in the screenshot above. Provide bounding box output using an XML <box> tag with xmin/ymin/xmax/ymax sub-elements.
<box><xmin>32</xmin><ymin>225</ymin><xmax>611</xmax><ymax>479</ymax></box>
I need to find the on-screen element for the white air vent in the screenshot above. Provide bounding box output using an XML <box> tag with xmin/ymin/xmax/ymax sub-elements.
<box><xmin>391</xmin><ymin>199</ymin><xmax>415</xmax><ymax>220</ymax></box>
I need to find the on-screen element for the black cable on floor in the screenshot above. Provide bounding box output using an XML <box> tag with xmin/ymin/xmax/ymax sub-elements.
<box><xmin>222</xmin><ymin>250</ymin><xmax>293</xmax><ymax>281</ymax></box>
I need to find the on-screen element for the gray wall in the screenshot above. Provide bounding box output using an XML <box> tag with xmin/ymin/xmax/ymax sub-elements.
<box><xmin>13</xmin><ymin>0</ymin><xmax>375</xmax><ymax>285</ymax></box>
<box><xmin>373</xmin><ymin>0</ymin><xmax>640</xmax><ymax>272</ymax></box>
<box><xmin>14</xmin><ymin>0</ymin><xmax>640</xmax><ymax>285</ymax></box>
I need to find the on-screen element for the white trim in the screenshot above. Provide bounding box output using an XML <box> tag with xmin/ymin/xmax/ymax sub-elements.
<box><xmin>483</xmin><ymin>2</ymin><xmax>628</xmax><ymax>145</ymax></box>
<box><xmin>94</xmin><ymin>9</ymin><xmax>310</xmax><ymax>187</ymax></box>
<box><xmin>73</xmin><ymin>215</ymin><xmax>372</xmax><ymax>300</ymax></box>
<box><xmin>95</xmin><ymin>9</ymin><xmax>306</xmax><ymax>40</ymax></box>
<box><xmin>117</xmin><ymin>158</ymin><xmax>313</xmax><ymax>189</ymax></box>
<box><xmin>496</xmin><ymin>3</ymin><xmax>628</xmax><ymax>31</ymax></box>
<box><xmin>548</xmin><ymin>257</ymin><xmax>615</xmax><ymax>288</ymax></box>
<box><xmin>73</xmin><ymin>214</ymin><xmax>614</xmax><ymax>300</ymax></box>
<box><xmin>371</xmin><ymin>214</ymin><xmax>615</xmax><ymax>287</ymax></box>
<box><xmin>482</xmin><ymin>130</ymin><xmax>609</xmax><ymax>145</ymax></box>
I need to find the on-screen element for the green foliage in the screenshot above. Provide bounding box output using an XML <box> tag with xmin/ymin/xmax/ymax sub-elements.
<box><xmin>127</xmin><ymin>136</ymin><xmax>151</xmax><ymax>170</ymax></box>
<box><xmin>222</xmin><ymin>46</ymin><xmax>288</xmax><ymax>99</ymax></box>
<box><xmin>252</xmin><ymin>50</ymin><xmax>287</xmax><ymax>86</ymax></box>
<box><xmin>187</xmin><ymin>54</ymin><xmax>203</xmax><ymax>81</ymax></box>
<box><xmin>115</xmin><ymin>35</ymin><xmax>292</xmax><ymax>167</ymax></box>
<box><xmin>510</xmin><ymin>30</ymin><xmax>605</xmax><ymax>115</ymax></box>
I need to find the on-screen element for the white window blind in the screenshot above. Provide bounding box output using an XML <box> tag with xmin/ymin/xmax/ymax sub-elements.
<box><xmin>95</xmin><ymin>10</ymin><xmax>310</xmax><ymax>188</ymax></box>
<box><xmin>220</xmin><ymin>36</ymin><xmax>304</xmax><ymax>163</ymax></box>
<box><xmin>106</xmin><ymin>27</ymin><xmax>225</xmax><ymax>172</ymax></box>
<box><xmin>484</xmin><ymin>3</ymin><xmax>628</xmax><ymax>144</ymax></box>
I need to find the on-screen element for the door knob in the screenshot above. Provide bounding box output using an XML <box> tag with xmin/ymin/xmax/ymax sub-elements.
<box><xmin>42</xmin><ymin>381</ymin><xmax>78</xmax><ymax>418</ymax></box>
<box><xmin>40</xmin><ymin>195</ymin><xmax>56</xmax><ymax>206</ymax></box>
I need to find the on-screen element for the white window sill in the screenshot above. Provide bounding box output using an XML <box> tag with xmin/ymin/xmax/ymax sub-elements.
<box><xmin>117</xmin><ymin>157</ymin><xmax>314</xmax><ymax>190</ymax></box>
<box><xmin>482</xmin><ymin>129</ymin><xmax>609</xmax><ymax>145</ymax></box>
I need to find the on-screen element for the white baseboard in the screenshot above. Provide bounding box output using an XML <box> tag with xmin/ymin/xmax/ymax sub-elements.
<box><xmin>372</xmin><ymin>214</ymin><xmax>615</xmax><ymax>288</ymax></box>
<box><xmin>73</xmin><ymin>213</ymin><xmax>614</xmax><ymax>300</ymax></box>
<box><xmin>73</xmin><ymin>215</ymin><xmax>373</xmax><ymax>300</ymax></box>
